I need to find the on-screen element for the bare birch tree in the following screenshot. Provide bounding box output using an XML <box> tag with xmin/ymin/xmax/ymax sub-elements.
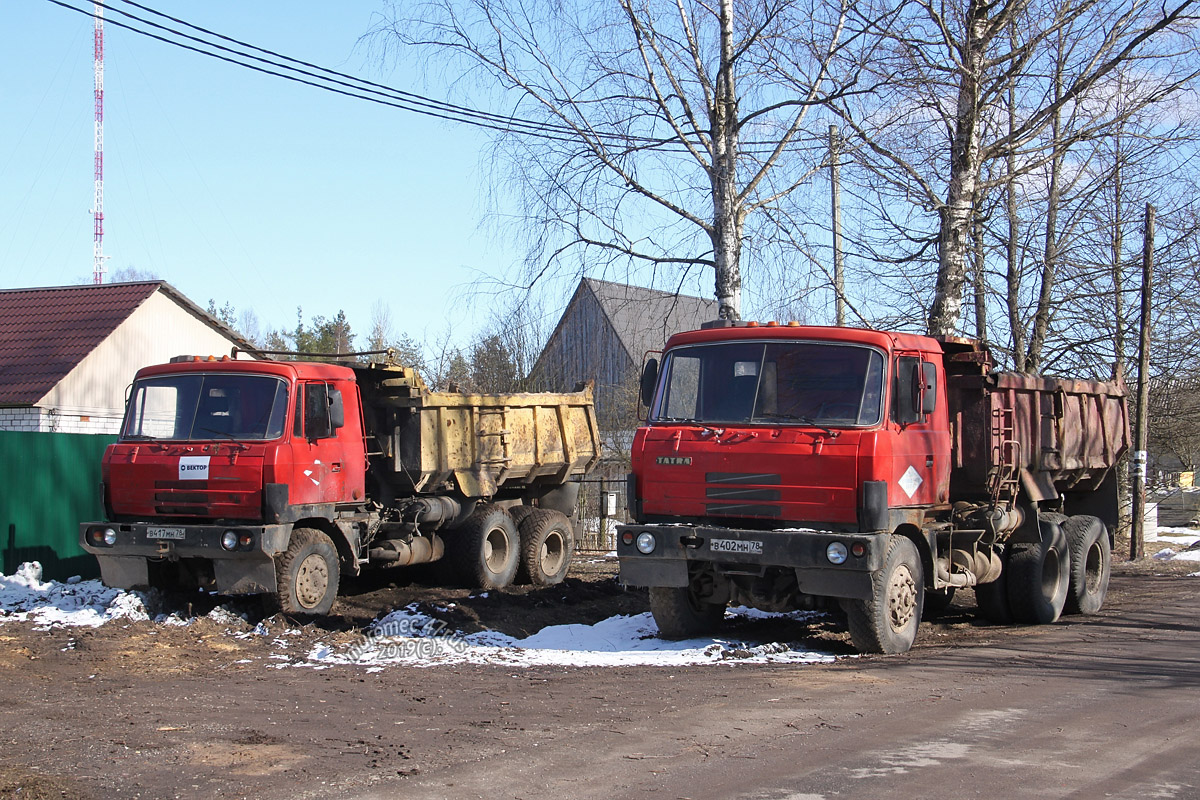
<box><xmin>833</xmin><ymin>0</ymin><xmax>1199</xmax><ymax>336</ymax></box>
<box><xmin>368</xmin><ymin>0</ymin><xmax>870</xmax><ymax>319</ymax></box>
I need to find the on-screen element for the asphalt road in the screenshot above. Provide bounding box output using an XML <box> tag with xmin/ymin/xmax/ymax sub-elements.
<box><xmin>0</xmin><ymin>566</ymin><xmax>1196</xmax><ymax>799</ymax></box>
<box><xmin>387</xmin><ymin>570</ymin><xmax>1200</xmax><ymax>800</ymax></box>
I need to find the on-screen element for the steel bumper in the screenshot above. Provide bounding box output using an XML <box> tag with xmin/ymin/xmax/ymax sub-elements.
<box><xmin>80</xmin><ymin>521</ymin><xmax>292</xmax><ymax>594</ymax></box>
<box><xmin>616</xmin><ymin>524</ymin><xmax>886</xmax><ymax>600</ymax></box>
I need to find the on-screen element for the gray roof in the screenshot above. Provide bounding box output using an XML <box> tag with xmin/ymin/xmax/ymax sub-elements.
<box><xmin>581</xmin><ymin>278</ymin><xmax>718</xmax><ymax>365</ymax></box>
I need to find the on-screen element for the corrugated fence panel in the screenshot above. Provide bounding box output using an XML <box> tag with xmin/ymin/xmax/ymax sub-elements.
<box><xmin>0</xmin><ymin>431</ymin><xmax>115</xmax><ymax>580</ymax></box>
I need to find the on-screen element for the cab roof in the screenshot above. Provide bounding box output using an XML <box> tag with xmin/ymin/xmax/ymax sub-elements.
<box><xmin>664</xmin><ymin>323</ymin><xmax>944</xmax><ymax>354</ymax></box>
<box><xmin>135</xmin><ymin>357</ymin><xmax>357</xmax><ymax>382</ymax></box>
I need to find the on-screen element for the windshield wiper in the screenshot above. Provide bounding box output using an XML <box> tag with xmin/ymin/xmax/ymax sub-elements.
<box><xmin>656</xmin><ymin>416</ymin><xmax>726</xmax><ymax>434</ymax></box>
<box><xmin>755</xmin><ymin>412</ymin><xmax>839</xmax><ymax>438</ymax></box>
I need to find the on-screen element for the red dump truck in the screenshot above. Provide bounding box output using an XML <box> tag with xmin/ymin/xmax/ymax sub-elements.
<box><xmin>617</xmin><ymin>321</ymin><xmax>1129</xmax><ymax>654</ymax></box>
<box><xmin>81</xmin><ymin>355</ymin><xmax>600</xmax><ymax>614</ymax></box>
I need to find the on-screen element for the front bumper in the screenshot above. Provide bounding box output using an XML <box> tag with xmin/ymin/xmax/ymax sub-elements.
<box><xmin>616</xmin><ymin>524</ymin><xmax>886</xmax><ymax>600</ymax></box>
<box><xmin>80</xmin><ymin>521</ymin><xmax>291</xmax><ymax>594</ymax></box>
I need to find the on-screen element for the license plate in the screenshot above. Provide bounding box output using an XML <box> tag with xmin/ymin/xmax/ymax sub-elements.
<box><xmin>146</xmin><ymin>527</ymin><xmax>185</xmax><ymax>541</ymax></box>
<box><xmin>710</xmin><ymin>538</ymin><xmax>763</xmax><ymax>555</ymax></box>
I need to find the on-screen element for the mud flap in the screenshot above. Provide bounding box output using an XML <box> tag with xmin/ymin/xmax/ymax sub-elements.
<box><xmin>619</xmin><ymin>557</ymin><xmax>688</xmax><ymax>588</ymax></box>
<box><xmin>213</xmin><ymin>557</ymin><xmax>278</xmax><ymax>595</ymax></box>
<box><xmin>794</xmin><ymin>567</ymin><xmax>873</xmax><ymax>600</ymax></box>
<box><xmin>95</xmin><ymin>555</ymin><xmax>149</xmax><ymax>589</ymax></box>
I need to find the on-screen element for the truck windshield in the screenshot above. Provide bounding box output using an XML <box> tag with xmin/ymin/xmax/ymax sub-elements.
<box><xmin>652</xmin><ymin>341</ymin><xmax>884</xmax><ymax>426</ymax></box>
<box><xmin>122</xmin><ymin>373</ymin><xmax>290</xmax><ymax>441</ymax></box>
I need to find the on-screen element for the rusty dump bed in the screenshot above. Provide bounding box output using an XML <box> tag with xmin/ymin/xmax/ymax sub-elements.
<box><xmin>948</xmin><ymin>358</ymin><xmax>1130</xmax><ymax>503</ymax></box>
<box><xmin>351</xmin><ymin>363</ymin><xmax>601</xmax><ymax>498</ymax></box>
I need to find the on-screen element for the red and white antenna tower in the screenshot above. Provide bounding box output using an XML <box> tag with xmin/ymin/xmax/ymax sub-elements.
<box><xmin>91</xmin><ymin>2</ymin><xmax>106</xmax><ymax>284</ymax></box>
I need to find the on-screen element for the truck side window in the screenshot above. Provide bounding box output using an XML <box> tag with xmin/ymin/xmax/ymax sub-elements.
<box><xmin>892</xmin><ymin>356</ymin><xmax>922</xmax><ymax>425</ymax></box>
<box><xmin>304</xmin><ymin>383</ymin><xmax>333</xmax><ymax>439</ymax></box>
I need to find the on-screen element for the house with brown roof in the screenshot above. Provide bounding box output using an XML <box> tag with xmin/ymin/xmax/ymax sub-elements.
<box><xmin>531</xmin><ymin>278</ymin><xmax>718</xmax><ymax>456</ymax></box>
<box><xmin>0</xmin><ymin>281</ymin><xmax>257</xmax><ymax>434</ymax></box>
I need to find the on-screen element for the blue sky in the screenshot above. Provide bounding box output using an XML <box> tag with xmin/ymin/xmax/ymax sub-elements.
<box><xmin>2</xmin><ymin>1</ymin><xmax>547</xmax><ymax>348</ymax></box>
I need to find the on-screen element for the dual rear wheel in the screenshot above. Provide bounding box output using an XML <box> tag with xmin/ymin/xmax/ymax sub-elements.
<box><xmin>975</xmin><ymin>514</ymin><xmax>1110</xmax><ymax>624</ymax></box>
<box><xmin>452</xmin><ymin>504</ymin><xmax>576</xmax><ymax>590</ymax></box>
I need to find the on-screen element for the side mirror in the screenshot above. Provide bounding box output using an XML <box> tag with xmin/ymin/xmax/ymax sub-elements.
<box><xmin>920</xmin><ymin>362</ymin><xmax>937</xmax><ymax>415</ymax></box>
<box><xmin>328</xmin><ymin>389</ymin><xmax>345</xmax><ymax>431</ymax></box>
<box><xmin>640</xmin><ymin>357</ymin><xmax>659</xmax><ymax>410</ymax></box>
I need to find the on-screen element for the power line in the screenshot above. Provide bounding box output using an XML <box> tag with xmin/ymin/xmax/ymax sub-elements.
<box><xmin>43</xmin><ymin>0</ymin><xmax>831</xmax><ymax>154</ymax></box>
<box><xmin>114</xmin><ymin>0</ymin><xmax>590</xmax><ymax>140</ymax></box>
<box><xmin>42</xmin><ymin>0</ymin><xmax>665</xmax><ymax>146</ymax></box>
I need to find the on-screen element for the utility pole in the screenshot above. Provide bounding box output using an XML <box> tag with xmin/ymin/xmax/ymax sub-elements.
<box><xmin>1130</xmin><ymin>203</ymin><xmax>1154</xmax><ymax>560</ymax></box>
<box><xmin>829</xmin><ymin>124</ymin><xmax>845</xmax><ymax>326</ymax></box>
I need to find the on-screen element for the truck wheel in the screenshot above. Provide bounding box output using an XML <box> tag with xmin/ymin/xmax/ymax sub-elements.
<box><xmin>845</xmin><ymin>535</ymin><xmax>924</xmax><ymax>654</ymax></box>
<box><xmin>649</xmin><ymin>585</ymin><xmax>724</xmax><ymax>639</ymax></box>
<box><xmin>452</xmin><ymin>504</ymin><xmax>520</xmax><ymax>590</ymax></box>
<box><xmin>1006</xmin><ymin>518</ymin><xmax>1070</xmax><ymax>624</ymax></box>
<box><xmin>974</xmin><ymin>545</ymin><xmax>1012</xmax><ymax>623</ymax></box>
<box><xmin>1062</xmin><ymin>515</ymin><xmax>1111</xmax><ymax>615</ymax></box>
<box><xmin>273</xmin><ymin>528</ymin><xmax>339</xmax><ymax>616</ymax></box>
<box><xmin>516</xmin><ymin>509</ymin><xmax>575</xmax><ymax>586</ymax></box>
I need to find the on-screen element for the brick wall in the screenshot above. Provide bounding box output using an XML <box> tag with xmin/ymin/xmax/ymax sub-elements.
<box><xmin>0</xmin><ymin>407</ymin><xmax>122</xmax><ymax>435</ymax></box>
<box><xmin>0</xmin><ymin>407</ymin><xmax>41</xmax><ymax>432</ymax></box>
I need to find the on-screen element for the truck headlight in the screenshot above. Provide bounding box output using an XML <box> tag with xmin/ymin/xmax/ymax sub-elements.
<box><xmin>636</xmin><ymin>532</ymin><xmax>656</xmax><ymax>554</ymax></box>
<box><xmin>826</xmin><ymin>541</ymin><xmax>848</xmax><ymax>565</ymax></box>
<box><xmin>221</xmin><ymin>530</ymin><xmax>239</xmax><ymax>551</ymax></box>
<box><xmin>102</xmin><ymin>528</ymin><xmax>117</xmax><ymax>546</ymax></box>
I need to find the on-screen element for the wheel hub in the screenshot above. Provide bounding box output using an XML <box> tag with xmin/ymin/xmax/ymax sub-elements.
<box><xmin>484</xmin><ymin>528</ymin><xmax>508</xmax><ymax>571</ymax></box>
<box><xmin>295</xmin><ymin>553</ymin><xmax>329</xmax><ymax>609</ymax></box>
<box><xmin>540</xmin><ymin>532</ymin><xmax>565</xmax><ymax>573</ymax></box>
<box><xmin>887</xmin><ymin>564</ymin><xmax>918</xmax><ymax>631</ymax></box>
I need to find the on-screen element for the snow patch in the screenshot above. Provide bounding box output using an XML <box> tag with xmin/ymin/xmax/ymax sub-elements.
<box><xmin>1</xmin><ymin>562</ymin><xmax>840</xmax><ymax>669</ymax></box>
<box><xmin>307</xmin><ymin>604</ymin><xmax>837</xmax><ymax>669</ymax></box>
<box><xmin>0</xmin><ymin>562</ymin><xmax>151</xmax><ymax>629</ymax></box>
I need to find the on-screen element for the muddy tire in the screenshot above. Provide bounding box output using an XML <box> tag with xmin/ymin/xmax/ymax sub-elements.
<box><xmin>1063</xmin><ymin>515</ymin><xmax>1111</xmax><ymax>615</ymax></box>
<box><xmin>508</xmin><ymin>505</ymin><xmax>535</xmax><ymax>529</ymax></box>
<box><xmin>846</xmin><ymin>535</ymin><xmax>924</xmax><ymax>654</ymax></box>
<box><xmin>1007</xmin><ymin>518</ymin><xmax>1070</xmax><ymax>624</ymax></box>
<box><xmin>273</xmin><ymin>527</ymin><xmax>339</xmax><ymax>615</ymax></box>
<box><xmin>451</xmin><ymin>504</ymin><xmax>520</xmax><ymax>590</ymax></box>
<box><xmin>923</xmin><ymin>587</ymin><xmax>956</xmax><ymax>619</ymax></box>
<box><xmin>516</xmin><ymin>509</ymin><xmax>574</xmax><ymax>586</ymax></box>
<box><xmin>649</xmin><ymin>585</ymin><xmax>725</xmax><ymax>640</ymax></box>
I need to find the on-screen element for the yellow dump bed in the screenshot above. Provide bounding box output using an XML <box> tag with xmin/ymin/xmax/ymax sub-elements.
<box><xmin>352</xmin><ymin>363</ymin><xmax>600</xmax><ymax>498</ymax></box>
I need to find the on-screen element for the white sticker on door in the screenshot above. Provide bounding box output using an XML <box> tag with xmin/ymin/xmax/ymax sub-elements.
<box><xmin>898</xmin><ymin>465</ymin><xmax>923</xmax><ymax>498</ymax></box>
<box><xmin>179</xmin><ymin>456</ymin><xmax>210</xmax><ymax>480</ymax></box>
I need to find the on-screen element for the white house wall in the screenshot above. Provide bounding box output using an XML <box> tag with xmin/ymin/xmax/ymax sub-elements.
<box><xmin>35</xmin><ymin>290</ymin><xmax>248</xmax><ymax>434</ymax></box>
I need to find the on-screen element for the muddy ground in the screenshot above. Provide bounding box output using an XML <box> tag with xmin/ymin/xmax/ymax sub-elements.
<box><xmin>0</xmin><ymin>552</ymin><xmax>1197</xmax><ymax>799</ymax></box>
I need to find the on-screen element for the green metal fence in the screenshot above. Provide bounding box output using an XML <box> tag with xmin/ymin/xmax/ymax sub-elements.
<box><xmin>0</xmin><ymin>431</ymin><xmax>115</xmax><ymax>581</ymax></box>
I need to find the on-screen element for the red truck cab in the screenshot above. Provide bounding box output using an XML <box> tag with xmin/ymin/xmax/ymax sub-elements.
<box><xmin>618</xmin><ymin>321</ymin><xmax>955</xmax><ymax>652</ymax></box>
<box><xmin>627</xmin><ymin>322</ymin><xmax>950</xmax><ymax>531</ymax></box>
<box><xmin>82</xmin><ymin>356</ymin><xmax>367</xmax><ymax>598</ymax></box>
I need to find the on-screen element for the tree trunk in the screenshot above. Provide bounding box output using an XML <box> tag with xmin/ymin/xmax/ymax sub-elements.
<box><xmin>1025</xmin><ymin>43</ymin><xmax>1066</xmax><ymax>373</ymax></box>
<box><xmin>1004</xmin><ymin>30</ymin><xmax>1026</xmax><ymax>372</ymax></box>
<box><xmin>711</xmin><ymin>0</ymin><xmax>742</xmax><ymax>320</ymax></box>
<box><xmin>1111</xmin><ymin>129</ymin><xmax>1126</xmax><ymax>381</ymax></box>
<box><xmin>971</xmin><ymin>196</ymin><xmax>988</xmax><ymax>341</ymax></box>
<box><xmin>928</xmin><ymin>2</ymin><xmax>987</xmax><ymax>336</ymax></box>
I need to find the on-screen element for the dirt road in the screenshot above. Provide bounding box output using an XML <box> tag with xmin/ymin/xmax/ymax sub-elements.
<box><xmin>1</xmin><ymin>559</ymin><xmax>1198</xmax><ymax>800</ymax></box>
